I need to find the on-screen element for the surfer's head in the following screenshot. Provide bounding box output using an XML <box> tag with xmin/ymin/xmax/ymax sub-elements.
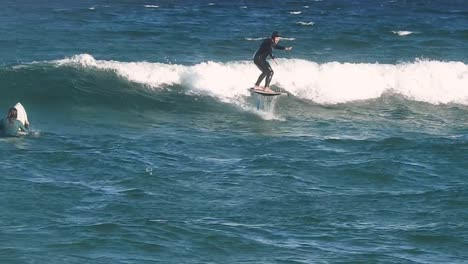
<box><xmin>7</xmin><ymin>107</ymin><xmax>17</xmax><ymax>123</ymax></box>
<box><xmin>271</xmin><ymin>31</ymin><xmax>281</xmax><ymax>43</ymax></box>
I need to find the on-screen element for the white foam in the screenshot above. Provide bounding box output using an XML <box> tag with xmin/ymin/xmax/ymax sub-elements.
<box><xmin>54</xmin><ymin>54</ymin><xmax>468</xmax><ymax>106</ymax></box>
<box><xmin>144</xmin><ymin>5</ymin><xmax>159</xmax><ymax>8</ymax></box>
<box><xmin>297</xmin><ymin>21</ymin><xmax>315</xmax><ymax>26</ymax></box>
<box><xmin>289</xmin><ymin>11</ymin><xmax>302</xmax><ymax>15</ymax></box>
<box><xmin>392</xmin><ymin>30</ymin><xmax>414</xmax><ymax>36</ymax></box>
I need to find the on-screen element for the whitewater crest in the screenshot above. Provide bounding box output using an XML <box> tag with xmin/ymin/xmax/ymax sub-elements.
<box><xmin>55</xmin><ymin>54</ymin><xmax>468</xmax><ymax>105</ymax></box>
<box><xmin>392</xmin><ymin>30</ymin><xmax>415</xmax><ymax>36</ymax></box>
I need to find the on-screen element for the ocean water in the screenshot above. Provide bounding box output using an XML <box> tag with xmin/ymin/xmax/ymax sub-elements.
<box><xmin>1</xmin><ymin>0</ymin><xmax>467</xmax><ymax>263</ymax></box>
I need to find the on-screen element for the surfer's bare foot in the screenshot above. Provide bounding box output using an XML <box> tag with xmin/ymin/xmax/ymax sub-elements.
<box><xmin>254</xmin><ymin>85</ymin><xmax>264</xmax><ymax>90</ymax></box>
<box><xmin>264</xmin><ymin>87</ymin><xmax>273</xmax><ymax>92</ymax></box>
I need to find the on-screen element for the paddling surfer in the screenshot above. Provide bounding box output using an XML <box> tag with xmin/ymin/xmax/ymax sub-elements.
<box><xmin>253</xmin><ymin>31</ymin><xmax>292</xmax><ymax>92</ymax></box>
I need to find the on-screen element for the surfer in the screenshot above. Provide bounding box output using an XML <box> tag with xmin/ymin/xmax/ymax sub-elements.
<box><xmin>253</xmin><ymin>31</ymin><xmax>292</xmax><ymax>92</ymax></box>
<box><xmin>0</xmin><ymin>107</ymin><xmax>29</xmax><ymax>137</ymax></box>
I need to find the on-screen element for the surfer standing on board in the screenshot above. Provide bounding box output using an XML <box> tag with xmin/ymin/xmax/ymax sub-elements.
<box><xmin>253</xmin><ymin>31</ymin><xmax>292</xmax><ymax>92</ymax></box>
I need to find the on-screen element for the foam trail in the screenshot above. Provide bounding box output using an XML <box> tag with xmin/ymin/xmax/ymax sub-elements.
<box><xmin>392</xmin><ymin>30</ymin><xmax>414</xmax><ymax>36</ymax></box>
<box><xmin>54</xmin><ymin>54</ymin><xmax>468</xmax><ymax>105</ymax></box>
<box><xmin>297</xmin><ymin>21</ymin><xmax>315</xmax><ymax>26</ymax></box>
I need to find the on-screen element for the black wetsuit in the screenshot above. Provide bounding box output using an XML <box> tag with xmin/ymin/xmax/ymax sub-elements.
<box><xmin>253</xmin><ymin>38</ymin><xmax>286</xmax><ymax>87</ymax></box>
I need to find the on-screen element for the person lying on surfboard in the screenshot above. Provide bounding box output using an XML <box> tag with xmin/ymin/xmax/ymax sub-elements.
<box><xmin>0</xmin><ymin>107</ymin><xmax>29</xmax><ymax>137</ymax></box>
<box><xmin>253</xmin><ymin>31</ymin><xmax>292</xmax><ymax>92</ymax></box>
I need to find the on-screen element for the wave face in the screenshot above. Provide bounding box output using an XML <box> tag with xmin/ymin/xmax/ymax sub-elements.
<box><xmin>1</xmin><ymin>54</ymin><xmax>466</xmax><ymax>122</ymax></box>
<box><xmin>54</xmin><ymin>54</ymin><xmax>468</xmax><ymax>105</ymax></box>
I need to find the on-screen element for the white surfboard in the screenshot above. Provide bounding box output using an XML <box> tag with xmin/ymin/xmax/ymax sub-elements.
<box><xmin>14</xmin><ymin>102</ymin><xmax>29</xmax><ymax>127</ymax></box>
<box><xmin>248</xmin><ymin>87</ymin><xmax>283</xmax><ymax>96</ymax></box>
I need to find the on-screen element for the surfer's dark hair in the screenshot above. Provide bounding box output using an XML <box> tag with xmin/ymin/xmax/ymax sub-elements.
<box><xmin>7</xmin><ymin>107</ymin><xmax>17</xmax><ymax>124</ymax></box>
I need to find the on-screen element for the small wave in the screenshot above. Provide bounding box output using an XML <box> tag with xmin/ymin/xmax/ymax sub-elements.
<box><xmin>144</xmin><ymin>5</ymin><xmax>159</xmax><ymax>8</ymax></box>
<box><xmin>53</xmin><ymin>54</ymin><xmax>468</xmax><ymax>105</ymax></box>
<box><xmin>392</xmin><ymin>30</ymin><xmax>414</xmax><ymax>36</ymax></box>
<box><xmin>297</xmin><ymin>21</ymin><xmax>315</xmax><ymax>26</ymax></box>
<box><xmin>289</xmin><ymin>11</ymin><xmax>302</xmax><ymax>15</ymax></box>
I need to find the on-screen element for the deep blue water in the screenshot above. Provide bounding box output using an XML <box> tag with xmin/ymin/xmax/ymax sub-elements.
<box><xmin>1</xmin><ymin>1</ymin><xmax>467</xmax><ymax>263</ymax></box>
